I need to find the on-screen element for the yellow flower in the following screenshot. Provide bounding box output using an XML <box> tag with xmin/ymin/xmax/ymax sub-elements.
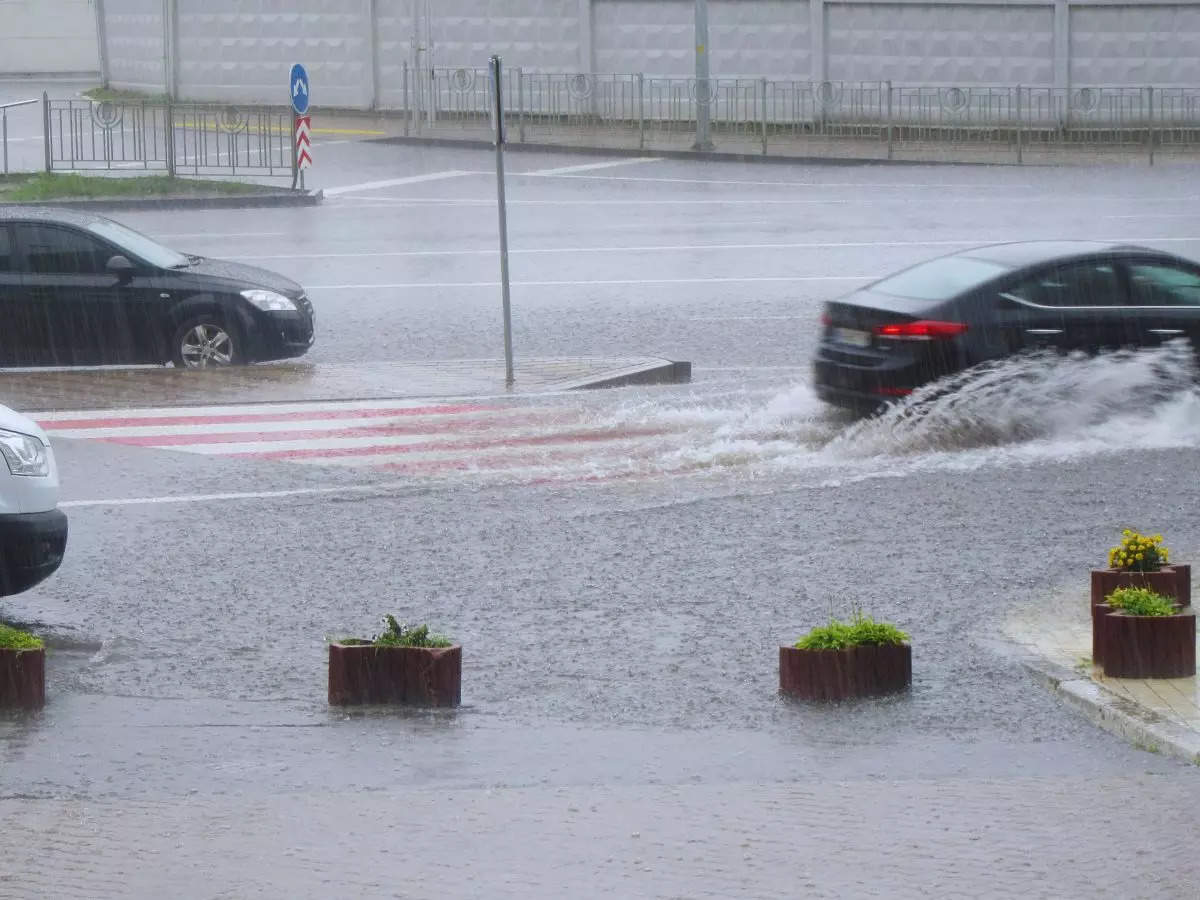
<box><xmin>1136</xmin><ymin>553</ymin><xmax>1144</xmax><ymax>561</ymax></box>
<box><xmin>1155</xmin><ymin>534</ymin><xmax>1163</xmax><ymax>542</ymax></box>
<box><xmin>1123</xmin><ymin>529</ymin><xmax>1132</xmax><ymax>536</ymax></box>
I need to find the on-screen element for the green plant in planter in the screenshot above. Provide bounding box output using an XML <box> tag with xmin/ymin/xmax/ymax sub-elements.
<box><xmin>372</xmin><ymin>615</ymin><xmax>452</xmax><ymax>648</ymax></box>
<box><xmin>1107</xmin><ymin>530</ymin><xmax>1170</xmax><ymax>572</ymax></box>
<box><xmin>1106</xmin><ymin>587</ymin><xmax>1177</xmax><ymax>617</ymax></box>
<box><xmin>0</xmin><ymin>624</ymin><xmax>42</xmax><ymax>650</ymax></box>
<box><xmin>794</xmin><ymin>613</ymin><xmax>910</xmax><ymax>651</ymax></box>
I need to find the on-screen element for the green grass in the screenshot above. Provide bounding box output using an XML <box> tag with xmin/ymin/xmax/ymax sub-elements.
<box><xmin>83</xmin><ymin>86</ymin><xmax>169</xmax><ymax>105</ymax></box>
<box><xmin>0</xmin><ymin>624</ymin><xmax>43</xmax><ymax>651</ymax></box>
<box><xmin>372</xmin><ymin>615</ymin><xmax>453</xmax><ymax>648</ymax></box>
<box><xmin>0</xmin><ymin>172</ymin><xmax>265</xmax><ymax>201</ymax></box>
<box><xmin>1106</xmin><ymin>586</ymin><xmax>1177</xmax><ymax>617</ymax></box>
<box><xmin>794</xmin><ymin>613</ymin><xmax>910</xmax><ymax>651</ymax></box>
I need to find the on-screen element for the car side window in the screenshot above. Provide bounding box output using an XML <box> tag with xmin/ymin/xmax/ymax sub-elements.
<box><xmin>16</xmin><ymin>224</ymin><xmax>111</xmax><ymax>275</ymax></box>
<box><xmin>0</xmin><ymin>227</ymin><xmax>12</xmax><ymax>273</ymax></box>
<box><xmin>1127</xmin><ymin>262</ymin><xmax>1200</xmax><ymax>307</ymax></box>
<box><xmin>1002</xmin><ymin>261</ymin><xmax>1123</xmax><ymax>307</ymax></box>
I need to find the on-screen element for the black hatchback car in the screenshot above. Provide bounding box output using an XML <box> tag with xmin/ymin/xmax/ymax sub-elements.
<box><xmin>0</xmin><ymin>207</ymin><xmax>314</xmax><ymax>368</ymax></box>
<box><xmin>813</xmin><ymin>241</ymin><xmax>1200</xmax><ymax>411</ymax></box>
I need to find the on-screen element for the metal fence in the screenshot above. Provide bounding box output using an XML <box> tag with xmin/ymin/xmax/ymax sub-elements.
<box><xmin>43</xmin><ymin>96</ymin><xmax>295</xmax><ymax>177</ymax></box>
<box><xmin>391</xmin><ymin>69</ymin><xmax>1200</xmax><ymax>160</ymax></box>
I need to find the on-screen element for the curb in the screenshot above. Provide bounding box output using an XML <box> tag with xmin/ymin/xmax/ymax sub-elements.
<box><xmin>366</xmin><ymin>135</ymin><xmax>1000</xmax><ymax>168</ymax></box>
<box><xmin>5</xmin><ymin>190</ymin><xmax>323</xmax><ymax>212</ymax></box>
<box><xmin>557</xmin><ymin>359</ymin><xmax>691</xmax><ymax>390</ymax></box>
<box><xmin>1021</xmin><ymin>654</ymin><xmax>1200</xmax><ymax>766</ymax></box>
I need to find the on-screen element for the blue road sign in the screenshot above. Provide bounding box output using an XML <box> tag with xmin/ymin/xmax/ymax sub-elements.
<box><xmin>289</xmin><ymin>63</ymin><xmax>309</xmax><ymax>116</ymax></box>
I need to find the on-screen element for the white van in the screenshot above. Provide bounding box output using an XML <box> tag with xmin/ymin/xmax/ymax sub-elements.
<box><xmin>0</xmin><ymin>404</ymin><xmax>67</xmax><ymax>596</ymax></box>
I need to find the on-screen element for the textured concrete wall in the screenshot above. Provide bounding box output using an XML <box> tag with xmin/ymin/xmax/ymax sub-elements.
<box><xmin>1070</xmin><ymin>4</ymin><xmax>1200</xmax><ymax>86</ymax></box>
<box><xmin>0</xmin><ymin>0</ymin><xmax>101</xmax><ymax>75</ymax></box>
<box><xmin>594</xmin><ymin>0</ymin><xmax>811</xmax><ymax>79</ymax></box>
<box><xmin>826</xmin><ymin>2</ymin><xmax>1055</xmax><ymax>85</ymax></box>
<box><xmin>97</xmin><ymin>0</ymin><xmax>1200</xmax><ymax>108</ymax></box>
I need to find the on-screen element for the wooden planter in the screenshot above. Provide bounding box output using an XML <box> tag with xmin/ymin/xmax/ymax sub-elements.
<box><xmin>0</xmin><ymin>647</ymin><xmax>45</xmax><ymax>710</ymax></box>
<box><xmin>328</xmin><ymin>643</ymin><xmax>461</xmax><ymax>707</ymax></box>
<box><xmin>779</xmin><ymin>643</ymin><xmax>911</xmax><ymax>701</ymax></box>
<box><xmin>1090</xmin><ymin>566</ymin><xmax>1186</xmax><ymax>612</ymax></box>
<box><xmin>1091</xmin><ymin>603</ymin><xmax>1114</xmax><ymax>668</ymax></box>
<box><xmin>1102</xmin><ymin>609</ymin><xmax>1195</xmax><ymax>679</ymax></box>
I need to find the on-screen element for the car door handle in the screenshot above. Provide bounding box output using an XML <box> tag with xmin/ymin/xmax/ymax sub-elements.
<box><xmin>1148</xmin><ymin>328</ymin><xmax>1185</xmax><ymax>336</ymax></box>
<box><xmin>1025</xmin><ymin>328</ymin><xmax>1063</xmax><ymax>335</ymax></box>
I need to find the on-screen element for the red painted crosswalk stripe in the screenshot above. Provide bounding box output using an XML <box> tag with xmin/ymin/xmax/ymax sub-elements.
<box><xmin>34</xmin><ymin>399</ymin><xmax>672</xmax><ymax>484</ymax></box>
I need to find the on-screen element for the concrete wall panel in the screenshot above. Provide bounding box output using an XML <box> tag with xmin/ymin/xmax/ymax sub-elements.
<box><xmin>1071</xmin><ymin>5</ymin><xmax>1200</xmax><ymax>86</ymax></box>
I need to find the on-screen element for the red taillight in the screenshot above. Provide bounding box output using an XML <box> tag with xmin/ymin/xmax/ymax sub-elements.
<box><xmin>874</xmin><ymin>386</ymin><xmax>913</xmax><ymax>396</ymax></box>
<box><xmin>820</xmin><ymin>312</ymin><xmax>832</xmax><ymax>326</ymax></box>
<box><xmin>873</xmin><ymin>320</ymin><xmax>968</xmax><ymax>340</ymax></box>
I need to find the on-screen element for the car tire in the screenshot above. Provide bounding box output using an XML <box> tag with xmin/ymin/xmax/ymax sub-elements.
<box><xmin>170</xmin><ymin>314</ymin><xmax>246</xmax><ymax>369</ymax></box>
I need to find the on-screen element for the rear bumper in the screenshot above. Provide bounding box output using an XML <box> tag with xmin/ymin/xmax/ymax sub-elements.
<box><xmin>0</xmin><ymin>509</ymin><xmax>68</xmax><ymax>597</ymax></box>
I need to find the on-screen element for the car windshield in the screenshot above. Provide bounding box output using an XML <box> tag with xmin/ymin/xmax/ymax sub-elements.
<box><xmin>86</xmin><ymin>219</ymin><xmax>190</xmax><ymax>269</ymax></box>
<box><xmin>872</xmin><ymin>255</ymin><xmax>1010</xmax><ymax>300</ymax></box>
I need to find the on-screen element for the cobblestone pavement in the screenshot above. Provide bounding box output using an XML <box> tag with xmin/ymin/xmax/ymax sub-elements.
<box><xmin>3</xmin><ymin>775</ymin><xmax>1198</xmax><ymax>898</ymax></box>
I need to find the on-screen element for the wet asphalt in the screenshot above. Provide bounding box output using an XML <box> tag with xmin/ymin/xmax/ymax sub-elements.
<box><xmin>2</xmin><ymin>139</ymin><xmax>1200</xmax><ymax>893</ymax></box>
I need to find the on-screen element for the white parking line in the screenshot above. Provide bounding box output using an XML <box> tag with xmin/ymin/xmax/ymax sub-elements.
<box><xmin>520</xmin><ymin>157</ymin><xmax>662</xmax><ymax>177</ymax></box>
<box><xmin>60</xmin><ymin>482</ymin><xmax>418</xmax><ymax>509</ymax></box>
<box><xmin>323</xmin><ymin>170</ymin><xmax>476</xmax><ymax>196</ymax></box>
<box><xmin>306</xmin><ymin>275</ymin><xmax>878</xmax><ymax>289</ymax></box>
<box><xmin>510</xmin><ymin>172</ymin><xmax>1034</xmax><ymax>190</ymax></box>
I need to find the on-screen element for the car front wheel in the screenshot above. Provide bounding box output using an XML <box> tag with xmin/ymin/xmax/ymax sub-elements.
<box><xmin>171</xmin><ymin>315</ymin><xmax>245</xmax><ymax>368</ymax></box>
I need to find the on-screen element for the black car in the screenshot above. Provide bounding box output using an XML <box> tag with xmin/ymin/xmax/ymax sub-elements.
<box><xmin>813</xmin><ymin>241</ymin><xmax>1200</xmax><ymax>412</ymax></box>
<box><xmin>0</xmin><ymin>207</ymin><xmax>314</xmax><ymax>368</ymax></box>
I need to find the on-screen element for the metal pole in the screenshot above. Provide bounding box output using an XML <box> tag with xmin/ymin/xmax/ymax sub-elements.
<box><xmin>2</xmin><ymin>110</ymin><xmax>7</xmax><ymax>176</ymax></box>
<box><xmin>402</xmin><ymin>61</ymin><xmax>409</xmax><ymax>136</ymax></box>
<box><xmin>490</xmin><ymin>56</ymin><xmax>515</xmax><ymax>387</ymax></box>
<box><xmin>886</xmin><ymin>79</ymin><xmax>893</xmax><ymax>160</ymax></box>
<box><xmin>692</xmin><ymin>0</ymin><xmax>713</xmax><ymax>150</ymax></box>
<box><xmin>517</xmin><ymin>66</ymin><xmax>525</xmax><ymax>143</ymax></box>
<box><xmin>760</xmin><ymin>77</ymin><xmax>767</xmax><ymax>155</ymax></box>
<box><xmin>1016</xmin><ymin>84</ymin><xmax>1023</xmax><ymax>165</ymax></box>
<box><xmin>42</xmin><ymin>92</ymin><xmax>51</xmax><ymax>172</ymax></box>
<box><xmin>637</xmin><ymin>73</ymin><xmax>645</xmax><ymax>150</ymax></box>
<box><xmin>1148</xmin><ymin>85</ymin><xmax>1155</xmax><ymax>166</ymax></box>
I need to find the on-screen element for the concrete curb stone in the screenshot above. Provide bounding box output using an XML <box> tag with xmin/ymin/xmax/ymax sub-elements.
<box><xmin>3</xmin><ymin>190</ymin><xmax>323</xmax><ymax>212</ymax></box>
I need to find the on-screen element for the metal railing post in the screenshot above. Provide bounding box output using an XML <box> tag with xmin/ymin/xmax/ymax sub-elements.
<box><xmin>517</xmin><ymin>66</ymin><xmax>525</xmax><ymax>143</ymax></box>
<box><xmin>760</xmin><ymin>77</ymin><xmax>767</xmax><ymax>154</ymax></box>
<box><xmin>2</xmin><ymin>109</ymin><xmax>7</xmax><ymax>176</ymax></box>
<box><xmin>886</xmin><ymin>79</ymin><xmax>893</xmax><ymax>159</ymax></box>
<box><xmin>637</xmin><ymin>73</ymin><xmax>645</xmax><ymax>149</ymax></box>
<box><xmin>1148</xmin><ymin>85</ymin><xmax>1155</xmax><ymax>166</ymax></box>
<box><xmin>165</xmin><ymin>102</ymin><xmax>176</xmax><ymax>176</ymax></box>
<box><xmin>1016</xmin><ymin>84</ymin><xmax>1023</xmax><ymax>165</ymax></box>
<box><xmin>43</xmin><ymin>92</ymin><xmax>51</xmax><ymax>172</ymax></box>
<box><xmin>402</xmin><ymin>61</ymin><xmax>410</xmax><ymax>136</ymax></box>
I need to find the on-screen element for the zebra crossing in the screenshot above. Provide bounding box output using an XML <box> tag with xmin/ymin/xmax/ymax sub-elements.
<box><xmin>34</xmin><ymin>398</ymin><xmax>671</xmax><ymax>484</ymax></box>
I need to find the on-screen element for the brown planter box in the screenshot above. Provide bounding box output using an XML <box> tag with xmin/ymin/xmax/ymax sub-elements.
<box><xmin>0</xmin><ymin>647</ymin><xmax>45</xmax><ymax>710</ymax></box>
<box><xmin>1092</xmin><ymin>603</ymin><xmax>1114</xmax><ymax>667</ymax></box>
<box><xmin>1102</xmin><ymin>608</ymin><xmax>1196</xmax><ymax>679</ymax></box>
<box><xmin>779</xmin><ymin>643</ymin><xmax>911</xmax><ymax>701</ymax></box>
<box><xmin>328</xmin><ymin>643</ymin><xmax>461</xmax><ymax>707</ymax></box>
<box><xmin>1090</xmin><ymin>566</ymin><xmax>1185</xmax><ymax>611</ymax></box>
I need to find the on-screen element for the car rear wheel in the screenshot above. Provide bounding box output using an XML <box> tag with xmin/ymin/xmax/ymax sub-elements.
<box><xmin>171</xmin><ymin>315</ymin><xmax>244</xmax><ymax>368</ymax></box>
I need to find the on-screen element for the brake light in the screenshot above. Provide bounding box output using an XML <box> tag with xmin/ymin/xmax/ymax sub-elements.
<box><xmin>874</xmin><ymin>386</ymin><xmax>913</xmax><ymax>396</ymax></box>
<box><xmin>820</xmin><ymin>312</ymin><xmax>832</xmax><ymax>326</ymax></box>
<box><xmin>873</xmin><ymin>320</ymin><xmax>968</xmax><ymax>340</ymax></box>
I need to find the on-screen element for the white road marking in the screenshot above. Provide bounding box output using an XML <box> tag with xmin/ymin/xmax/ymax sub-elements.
<box><xmin>323</xmin><ymin>170</ymin><xmax>475</xmax><ymax>195</ymax></box>
<box><xmin>509</xmin><ymin>172</ymin><xmax>1032</xmax><ymax>190</ymax></box>
<box><xmin>232</xmin><ymin>236</ymin><xmax>1200</xmax><ymax>263</ymax></box>
<box><xmin>155</xmin><ymin>232</ymin><xmax>287</xmax><ymax>239</ymax></box>
<box><xmin>306</xmin><ymin>275</ymin><xmax>878</xmax><ymax>290</ymax></box>
<box><xmin>1103</xmin><ymin>213</ymin><xmax>1200</xmax><ymax>219</ymax></box>
<box><xmin>520</xmin><ymin>157</ymin><xmax>663</xmax><ymax>177</ymax></box>
<box><xmin>60</xmin><ymin>483</ymin><xmax>415</xmax><ymax>509</ymax></box>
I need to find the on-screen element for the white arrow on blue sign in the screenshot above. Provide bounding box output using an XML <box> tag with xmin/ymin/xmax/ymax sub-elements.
<box><xmin>289</xmin><ymin>63</ymin><xmax>309</xmax><ymax>115</ymax></box>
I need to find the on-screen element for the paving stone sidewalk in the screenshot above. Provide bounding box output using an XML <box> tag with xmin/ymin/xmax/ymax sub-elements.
<box><xmin>1006</xmin><ymin>577</ymin><xmax>1200</xmax><ymax>765</ymax></box>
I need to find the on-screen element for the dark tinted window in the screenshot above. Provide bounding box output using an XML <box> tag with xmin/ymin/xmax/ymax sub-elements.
<box><xmin>0</xmin><ymin>226</ymin><xmax>11</xmax><ymax>272</ymax></box>
<box><xmin>17</xmin><ymin>224</ymin><xmax>111</xmax><ymax>275</ymax></box>
<box><xmin>1127</xmin><ymin>262</ymin><xmax>1200</xmax><ymax>307</ymax></box>
<box><xmin>873</xmin><ymin>256</ymin><xmax>1009</xmax><ymax>300</ymax></box>
<box><xmin>1002</xmin><ymin>261</ymin><xmax>1123</xmax><ymax>307</ymax></box>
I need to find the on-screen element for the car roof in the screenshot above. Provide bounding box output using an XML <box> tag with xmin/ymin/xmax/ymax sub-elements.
<box><xmin>0</xmin><ymin>206</ymin><xmax>108</xmax><ymax>227</ymax></box>
<box><xmin>954</xmin><ymin>240</ymin><xmax>1162</xmax><ymax>267</ymax></box>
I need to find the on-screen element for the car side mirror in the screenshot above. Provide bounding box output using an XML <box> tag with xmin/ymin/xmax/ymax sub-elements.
<box><xmin>106</xmin><ymin>255</ymin><xmax>135</xmax><ymax>281</ymax></box>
